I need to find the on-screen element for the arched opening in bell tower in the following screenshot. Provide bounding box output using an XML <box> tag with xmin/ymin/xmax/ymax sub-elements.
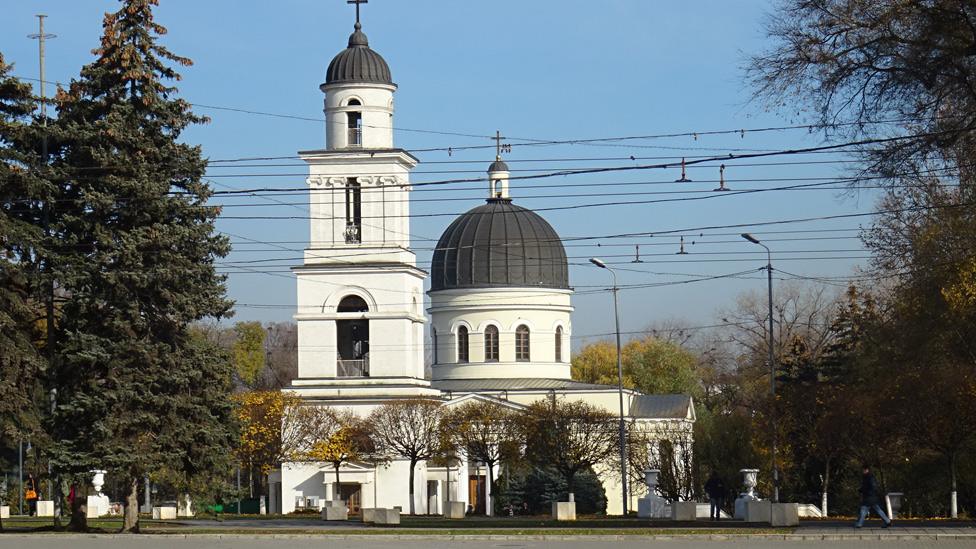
<box><xmin>336</xmin><ymin>295</ymin><xmax>369</xmax><ymax>377</ymax></box>
<box><xmin>347</xmin><ymin>99</ymin><xmax>363</xmax><ymax>147</ymax></box>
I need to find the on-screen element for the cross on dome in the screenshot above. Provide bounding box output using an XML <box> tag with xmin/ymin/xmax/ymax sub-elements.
<box><xmin>347</xmin><ymin>0</ymin><xmax>367</xmax><ymax>26</ymax></box>
<box><xmin>492</xmin><ymin>130</ymin><xmax>512</xmax><ymax>161</ymax></box>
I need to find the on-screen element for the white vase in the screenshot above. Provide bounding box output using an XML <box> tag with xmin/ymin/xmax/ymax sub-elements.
<box><xmin>644</xmin><ymin>469</ymin><xmax>660</xmax><ymax>492</ymax></box>
<box><xmin>91</xmin><ymin>470</ymin><xmax>107</xmax><ymax>495</ymax></box>
<box><xmin>740</xmin><ymin>469</ymin><xmax>759</xmax><ymax>499</ymax></box>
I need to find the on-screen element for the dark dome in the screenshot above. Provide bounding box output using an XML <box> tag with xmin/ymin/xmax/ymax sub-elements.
<box><xmin>488</xmin><ymin>159</ymin><xmax>510</xmax><ymax>172</ymax></box>
<box><xmin>326</xmin><ymin>23</ymin><xmax>393</xmax><ymax>85</ymax></box>
<box><xmin>430</xmin><ymin>199</ymin><xmax>570</xmax><ymax>291</ymax></box>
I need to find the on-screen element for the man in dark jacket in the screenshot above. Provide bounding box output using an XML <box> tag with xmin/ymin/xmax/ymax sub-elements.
<box><xmin>855</xmin><ymin>465</ymin><xmax>891</xmax><ymax>528</ymax></box>
<box><xmin>704</xmin><ymin>471</ymin><xmax>725</xmax><ymax>520</ymax></box>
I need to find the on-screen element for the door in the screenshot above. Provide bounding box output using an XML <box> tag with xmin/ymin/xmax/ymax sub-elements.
<box><xmin>339</xmin><ymin>483</ymin><xmax>362</xmax><ymax>514</ymax></box>
<box><xmin>468</xmin><ymin>476</ymin><xmax>485</xmax><ymax>515</ymax></box>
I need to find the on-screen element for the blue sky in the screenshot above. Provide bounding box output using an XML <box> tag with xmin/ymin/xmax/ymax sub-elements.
<box><xmin>1</xmin><ymin>1</ymin><xmax>878</xmax><ymax>346</ymax></box>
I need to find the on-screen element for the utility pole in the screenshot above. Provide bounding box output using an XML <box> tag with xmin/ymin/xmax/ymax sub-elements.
<box><xmin>28</xmin><ymin>13</ymin><xmax>58</xmax><ymax>521</ymax></box>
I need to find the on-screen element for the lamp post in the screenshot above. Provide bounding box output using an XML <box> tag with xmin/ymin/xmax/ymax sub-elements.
<box><xmin>741</xmin><ymin>233</ymin><xmax>778</xmax><ymax>503</ymax></box>
<box><xmin>589</xmin><ymin>258</ymin><xmax>629</xmax><ymax>516</ymax></box>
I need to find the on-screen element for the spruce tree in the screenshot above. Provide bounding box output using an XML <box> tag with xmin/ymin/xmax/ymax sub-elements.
<box><xmin>0</xmin><ymin>51</ymin><xmax>48</xmax><ymax>532</ymax></box>
<box><xmin>49</xmin><ymin>0</ymin><xmax>233</xmax><ymax>532</ymax></box>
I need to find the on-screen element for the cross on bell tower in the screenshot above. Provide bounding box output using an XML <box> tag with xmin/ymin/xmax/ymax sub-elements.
<box><xmin>492</xmin><ymin>130</ymin><xmax>512</xmax><ymax>160</ymax></box>
<box><xmin>347</xmin><ymin>0</ymin><xmax>367</xmax><ymax>24</ymax></box>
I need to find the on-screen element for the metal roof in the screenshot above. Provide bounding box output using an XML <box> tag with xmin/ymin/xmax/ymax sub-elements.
<box><xmin>325</xmin><ymin>23</ymin><xmax>393</xmax><ymax>86</ymax></box>
<box><xmin>432</xmin><ymin>378</ymin><xmax>611</xmax><ymax>392</ymax></box>
<box><xmin>488</xmin><ymin>159</ymin><xmax>510</xmax><ymax>172</ymax></box>
<box><xmin>429</xmin><ymin>199</ymin><xmax>570</xmax><ymax>291</ymax></box>
<box><xmin>629</xmin><ymin>394</ymin><xmax>694</xmax><ymax>419</ymax></box>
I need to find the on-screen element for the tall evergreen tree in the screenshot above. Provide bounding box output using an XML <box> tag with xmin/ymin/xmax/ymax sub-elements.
<box><xmin>48</xmin><ymin>0</ymin><xmax>233</xmax><ymax>532</ymax></box>
<box><xmin>0</xmin><ymin>51</ymin><xmax>49</xmax><ymax>533</ymax></box>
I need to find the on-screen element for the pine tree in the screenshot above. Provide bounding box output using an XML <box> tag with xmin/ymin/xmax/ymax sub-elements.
<box><xmin>48</xmin><ymin>0</ymin><xmax>233</xmax><ymax>532</ymax></box>
<box><xmin>0</xmin><ymin>51</ymin><xmax>49</xmax><ymax>533</ymax></box>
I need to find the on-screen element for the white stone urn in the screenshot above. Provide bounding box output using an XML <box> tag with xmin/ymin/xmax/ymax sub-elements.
<box><xmin>91</xmin><ymin>470</ymin><xmax>107</xmax><ymax>495</ymax></box>
<box><xmin>644</xmin><ymin>469</ymin><xmax>660</xmax><ymax>492</ymax></box>
<box><xmin>740</xmin><ymin>469</ymin><xmax>759</xmax><ymax>499</ymax></box>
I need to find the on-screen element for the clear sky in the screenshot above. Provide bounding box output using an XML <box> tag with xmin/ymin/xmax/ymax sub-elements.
<box><xmin>1</xmin><ymin>1</ymin><xmax>879</xmax><ymax>346</ymax></box>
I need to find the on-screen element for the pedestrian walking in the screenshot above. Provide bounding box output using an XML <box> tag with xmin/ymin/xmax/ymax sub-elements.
<box><xmin>25</xmin><ymin>473</ymin><xmax>38</xmax><ymax>516</ymax></box>
<box><xmin>704</xmin><ymin>471</ymin><xmax>725</xmax><ymax>520</ymax></box>
<box><xmin>855</xmin><ymin>465</ymin><xmax>891</xmax><ymax>528</ymax></box>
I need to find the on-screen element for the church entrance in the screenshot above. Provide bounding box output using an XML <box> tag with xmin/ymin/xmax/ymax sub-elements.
<box><xmin>339</xmin><ymin>483</ymin><xmax>362</xmax><ymax>514</ymax></box>
<box><xmin>468</xmin><ymin>475</ymin><xmax>486</xmax><ymax>515</ymax></box>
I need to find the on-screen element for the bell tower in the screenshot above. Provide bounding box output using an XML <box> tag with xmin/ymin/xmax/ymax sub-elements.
<box><xmin>290</xmin><ymin>7</ymin><xmax>436</xmax><ymax>399</ymax></box>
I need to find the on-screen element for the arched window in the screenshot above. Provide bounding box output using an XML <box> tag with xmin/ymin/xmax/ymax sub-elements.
<box><xmin>432</xmin><ymin>331</ymin><xmax>439</xmax><ymax>364</ymax></box>
<box><xmin>337</xmin><ymin>295</ymin><xmax>368</xmax><ymax>312</ymax></box>
<box><xmin>484</xmin><ymin>325</ymin><xmax>499</xmax><ymax>362</ymax></box>
<box><xmin>516</xmin><ymin>325</ymin><xmax>530</xmax><ymax>362</ymax></box>
<box><xmin>555</xmin><ymin>326</ymin><xmax>563</xmax><ymax>362</ymax></box>
<box><xmin>347</xmin><ymin>98</ymin><xmax>362</xmax><ymax>106</ymax></box>
<box><xmin>457</xmin><ymin>326</ymin><xmax>469</xmax><ymax>363</ymax></box>
<box><xmin>344</xmin><ymin>179</ymin><xmax>362</xmax><ymax>243</ymax></box>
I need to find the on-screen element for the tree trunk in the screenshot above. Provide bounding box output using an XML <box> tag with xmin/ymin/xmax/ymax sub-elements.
<box><xmin>408</xmin><ymin>458</ymin><xmax>417</xmax><ymax>515</ymax></box>
<box><xmin>120</xmin><ymin>477</ymin><xmax>140</xmax><ymax>533</ymax></box>
<box><xmin>821</xmin><ymin>460</ymin><xmax>830</xmax><ymax>517</ymax></box>
<box><xmin>950</xmin><ymin>453</ymin><xmax>958</xmax><ymax>519</ymax></box>
<box><xmin>486</xmin><ymin>460</ymin><xmax>495</xmax><ymax>517</ymax></box>
<box><xmin>68</xmin><ymin>482</ymin><xmax>88</xmax><ymax>532</ymax></box>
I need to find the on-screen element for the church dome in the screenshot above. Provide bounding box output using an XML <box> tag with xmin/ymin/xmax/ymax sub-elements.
<box><xmin>326</xmin><ymin>23</ymin><xmax>393</xmax><ymax>86</ymax></box>
<box><xmin>430</xmin><ymin>198</ymin><xmax>570</xmax><ymax>291</ymax></box>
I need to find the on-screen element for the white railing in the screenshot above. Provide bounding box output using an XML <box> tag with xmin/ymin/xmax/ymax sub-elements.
<box><xmin>337</xmin><ymin>358</ymin><xmax>369</xmax><ymax>377</ymax></box>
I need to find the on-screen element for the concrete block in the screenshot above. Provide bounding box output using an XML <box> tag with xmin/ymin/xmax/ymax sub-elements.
<box><xmin>445</xmin><ymin>501</ymin><xmax>466</xmax><ymax>519</ymax></box>
<box><xmin>152</xmin><ymin>506</ymin><xmax>177</xmax><ymax>520</ymax></box>
<box><xmin>36</xmin><ymin>501</ymin><xmax>54</xmax><ymax>517</ymax></box>
<box><xmin>0</xmin><ymin>506</ymin><xmax>9</xmax><ymax>519</ymax></box>
<box><xmin>322</xmin><ymin>504</ymin><xmax>348</xmax><ymax>521</ymax></box>
<box><xmin>744</xmin><ymin>500</ymin><xmax>772</xmax><ymax>523</ymax></box>
<box><xmin>771</xmin><ymin>503</ymin><xmax>799</xmax><ymax>527</ymax></box>
<box><xmin>361</xmin><ymin>508</ymin><xmax>377</xmax><ymax>522</ymax></box>
<box><xmin>375</xmin><ymin>508</ymin><xmax>400</xmax><ymax>525</ymax></box>
<box><xmin>670</xmin><ymin>501</ymin><xmax>698</xmax><ymax>521</ymax></box>
<box><xmin>695</xmin><ymin>503</ymin><xmax>731</xmax><ymax>519</ymax></box>
<box><xmin>551</xmin><ymin>501</ymin><xmax>576</xmax><ymax>521</ymax></box>
<box><xmin>797</xmin><ymin>503</ymin><xmax>822</xmax><ymax>518</ymax></box>
<box><xmin>86</xmin><ymin>494</ymin><xmax>110</xmax><ymax>518</ymax></box>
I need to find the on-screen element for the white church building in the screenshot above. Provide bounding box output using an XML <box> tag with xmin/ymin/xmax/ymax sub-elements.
<box><xmin>270</xmin><ymin>12</ymin><xmax>695</xmax><ymax>517</ymax></box>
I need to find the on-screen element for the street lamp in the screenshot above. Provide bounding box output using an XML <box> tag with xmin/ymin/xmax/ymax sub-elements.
<box><xmin>741</xmin><ymin>233</ymin><xmax>778</xmax><ymax>503</ymax></box>
<box><xmin>589</xmin><ymin>257</ymin><xmax>629</xmax><ymax>516</ymax></box>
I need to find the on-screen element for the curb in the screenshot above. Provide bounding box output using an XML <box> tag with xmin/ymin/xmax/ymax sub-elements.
<box><xmin>3</xmin><ymin>532</ymin><xmax>976</xmax><ymax>541</ymax></box>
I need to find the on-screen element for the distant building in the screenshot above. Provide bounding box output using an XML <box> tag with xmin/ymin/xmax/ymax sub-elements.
<box><xmin>272</xmin><ymin>13</ymin><xmax>694</xmax><ymax>517</ymax></box>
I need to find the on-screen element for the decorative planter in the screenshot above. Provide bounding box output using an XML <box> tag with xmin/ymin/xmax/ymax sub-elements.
<box><xmin>740</xmin><ymin>469</ymin><xmax>759</xmax><ymax>499</ymax></box>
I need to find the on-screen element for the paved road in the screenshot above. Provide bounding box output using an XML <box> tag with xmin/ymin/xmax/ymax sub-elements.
<box><xmin>1</xmin><ymin>537</ymin><xmax>973</xmax><ymax>549</ymax></box>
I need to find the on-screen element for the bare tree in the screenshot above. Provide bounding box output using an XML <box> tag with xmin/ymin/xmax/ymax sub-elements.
<box><xmin>368</xmin><ymin>399</ymin><xmax>443</xmax><ymax>514</ymax></box>
<box><xmin>748</xmin><ymin>0</ymin><xmax>976</xmax><ymax>183</ymax></box>
<box><xmin>627</xmin><ymin>421</ymin><xmax>695</xmax><ymax>503</ymax></box>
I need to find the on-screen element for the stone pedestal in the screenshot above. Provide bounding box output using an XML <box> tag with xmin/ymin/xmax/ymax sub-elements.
<box><xmin>86</xmin><ymin>494</ymin><xmax>111</xmax><ymax>518</ymax></box>
<box><xmin>0</xmin><ymin>506</ymin><xmax>9</xmax><ymax>519</ymax></box>
<box><xmin>445</xmin><ymin>501</ymin><xmax>466</xmax><ymax>519</ymax></box>
<box><xmin>552</xmin><ymin>501</ymin><xmax>576</xmax><ymax>521</ymax></box>
<box><xmin>36</xmin><ymin>500</ymin><xmax>54</xmax><ymax>517</ymax></box>
<box><xmin>886</xmin><ymin>492</ymin><xmax>903</xmax><ymax>519</ymax></box>
<box><xmin>637</xmin><ymin>495</ymin><xmax>669</xmax><ymax>518</ymax></box>
<box><xmin>375</xmin><ymin>508</ymin><xmax>400</xmax><ymax>525</ymax></box>
<box><xmin>322</xmin><ymin>500</ymin><xmax>348</xmax><ymax>521</ymax></box>
<box><xmin>743</xmin><ymin>500</ymin><xmax>771</xmax><ymax>523</ymax></box>
<box><xmin>771</xmin><ymin>503</ymin><xmax>798</xmax><ymax>526</ymax></box>
<box><xmin>152</xmin><ymin>506</ymin><xmax>177</xmax><ymax>520</ymax></box>
<box><xmin>670</xmin><ymin>501</ymin><xmax>698</xmax><ymax>521</ymax></box>
<box><xmin>361</xmin><ymin>508</ymin><xmax>377</xmax><ymax>522</ymax></box>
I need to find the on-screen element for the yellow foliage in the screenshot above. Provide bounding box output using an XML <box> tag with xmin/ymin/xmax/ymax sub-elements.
<box><xmin>232</xmin><ymin>390</ymin><xmax>301</xmax><ymax>474</ymax></box>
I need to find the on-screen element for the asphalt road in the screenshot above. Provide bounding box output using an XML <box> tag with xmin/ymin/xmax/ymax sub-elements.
<box><xmin>0</xmin><ymin>538</ymin><xmax>973</xmax><ymax>549</ymax></box>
